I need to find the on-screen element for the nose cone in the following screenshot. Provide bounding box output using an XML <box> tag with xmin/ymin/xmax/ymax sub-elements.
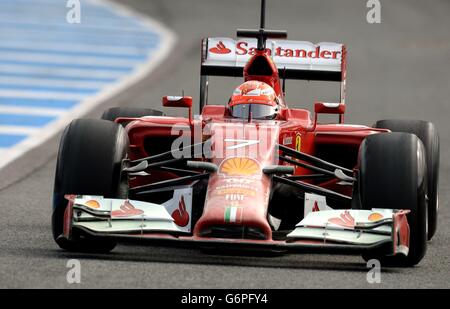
<box><xmin>195</xmin><ymin>172</ymin><xmax>272</xmax><ymax>239</ymax></box>
<box><xmin>193</xmin><ymin>122</ymin><xmax>280</xmax><ymax>240</ymax></box>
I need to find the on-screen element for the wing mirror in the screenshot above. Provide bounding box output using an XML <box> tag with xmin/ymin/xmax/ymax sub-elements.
<box><xmin>162</xmin><ymin>96</ymin><xmax>193</xmax><ymax>123</ymax></box>
<box><xmin>162</xmin><ymin>96</ymin><xmax>192</xmax><ymax>108</ymax></box>
<box><xmin>314</xmin><ymin>102</ymin><xmax>346</xmax><ymax>125</ymax></box>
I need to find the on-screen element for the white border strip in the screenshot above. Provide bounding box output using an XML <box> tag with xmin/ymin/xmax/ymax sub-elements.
<box><xmin>0</xmin><ymin>125</ymin><xmax>39</xmax><ymax>135</ymax></box>
<box><xmin>0</xmin><ymin>0</ymin><xmax>177</xmax><ymax>169</ymax></box>
<box><xmin>0</xmin><ymin>52</ymin><xmax>141</xmax><ymax>67</ymax></box>
<box><xmin>0</xmin><ymin>90</ymin><xmax>88</xmax><ymax>100</ymax></box>
<box><xmin>0</xmin><ymin>77</ymin><xmax>108</xmax><ymax>88</ymax></box>
<box><xmin>0</xmin><ymin>106</ymin><xmax>66</xmax><ymax>116</ymax></box>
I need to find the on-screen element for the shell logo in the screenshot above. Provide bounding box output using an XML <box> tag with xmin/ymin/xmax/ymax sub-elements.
<box><xmin>368</xmin><ymin>212</ymin><xmax>384</xmax><ymax>222</ymax></box>
<box><xmin>219</xmin><ymin>157</ymin><xmax>260</xmax><ymax>176</ymax></box>
<box><xmin>84</xmin><ymin>200</ymin><xmax>100</xmax><ymax>209</ymax></box>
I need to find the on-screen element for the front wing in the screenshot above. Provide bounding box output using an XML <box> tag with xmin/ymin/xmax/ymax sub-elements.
<box><xmin>62</xmin><ymin>195</ymin><xmax>410</xmax><ymax>257</ymax></box>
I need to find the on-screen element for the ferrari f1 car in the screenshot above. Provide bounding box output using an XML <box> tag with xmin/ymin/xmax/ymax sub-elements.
<box><xmin>52</xmin><ymin>0</ymin><xmax>439</xmax><ymax>267</ymax></box>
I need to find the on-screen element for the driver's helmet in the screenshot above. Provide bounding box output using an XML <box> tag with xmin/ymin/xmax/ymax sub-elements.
<box><xmin>229</xmin><ymin>81</ymin><xmax>279</xmax><ymax>119</ymax></box>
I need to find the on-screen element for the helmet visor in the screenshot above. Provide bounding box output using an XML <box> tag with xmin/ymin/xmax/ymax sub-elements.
<box><xmin>231</xmin><ymin>104</ymin><xmax>278</xmax><ymax>120</ymax></box>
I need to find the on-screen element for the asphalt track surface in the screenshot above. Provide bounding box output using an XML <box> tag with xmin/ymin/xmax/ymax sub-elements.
<box><xmin>0</xmin><ymin>0</ymin><xmax>449</xmax><ymax>288</ymax></box>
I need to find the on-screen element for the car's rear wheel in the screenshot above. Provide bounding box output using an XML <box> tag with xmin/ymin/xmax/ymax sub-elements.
<box><xmin>374</xmin><ymin>119</ymin><xmax>439</xmax><ymax>240</ymax></box>
<box><xmin>101</xmin><ymin>107</ymin><xmax>165</xmax><ymax>126</ymax></box>
<box><xmin>359</xmin><ymin>132</ymin><xmax>427</xmax><ymax>267</ymax></box>
<box><xmin>52</xmin><ymin>119</ymin><xmax>129</xmax><ymax>253</ymax></box>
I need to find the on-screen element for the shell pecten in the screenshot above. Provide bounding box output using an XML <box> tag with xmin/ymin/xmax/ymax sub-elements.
<box><xmin>219</xmin><ymin>157</ymin><xmax>260</xmax><ymax>176</ymax></box>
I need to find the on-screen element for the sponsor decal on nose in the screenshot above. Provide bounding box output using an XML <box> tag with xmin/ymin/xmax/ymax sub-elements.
<box><xmin>219</xmin><ymin>157</ymin><xmax>260</xmax><ymax>176</ymax></box>
<box><xmin>224</xmin><ymin>206</ymin><xmax>243</xmax><ymax>223</ymax></box>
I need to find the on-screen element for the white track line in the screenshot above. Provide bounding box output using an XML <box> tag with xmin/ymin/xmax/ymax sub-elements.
<box><xmin>0</xmin><ymin>90</ymin><xmax>87</xmax><ymax>101</ymax></box>
<box><xmin>0</xmin><ymin>126</ymin><xmax>39</xmax><ymax>135</ymax></box>
<box><xmin>0</xmin><ymin>41</ymin><xmax>151</xmax><ymax>56</ymax></box>
<box><xmin>0</xmin><ymin>20</ymin><xmax>158</xmax><ymax>34</ymax></box>
<box><xmin>0</xmin><ymin>52</ymin><xmax>141</xmax><ymax>67</ymax></box>
<box><xmin>0</xmin><ymin>17</ymin><xmax>146</xmax><ymax>33</ymax></box>
<box><xmin>0</xmin><ymin>18</ymin><xmax>146</xmax><ymax>33</ymax></box>
<box><xmin>0</xmin><ymin>77</ymin><xmax>108</xmax><ymax>89</ymax></box>
<box><xmin>0</xmin><ymin>64</ymin><xmax>127</xmax><ymax>79</ymax></box>
<box><xmin>0</xmin><ymin>0</ymin><xmax>177</xmax><ymax>169</ymax></box>
<box><xmin>0</xmin><ymin>106</ymin><xmax>66</xmax><ymax>116</ymax></box>
<box><xmin>0</xmin><ymin>27</ymin><xmax>157</xmax><ymax>41</ymax></box>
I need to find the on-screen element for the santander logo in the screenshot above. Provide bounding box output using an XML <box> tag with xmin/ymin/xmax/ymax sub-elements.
<box><xmin>209</xmin><ymin>41</ymin><xmax>231</xmax><ymax>54</ymax></box>
<box><xmin>112</xmin><ymin>200</ymin><xmax>144</xmax><ymax>217</ymax></box>
<box><xmin>236</xmin><ymin>41</ymin><xmax>341</xmax><ymax>59</ymax></box>
<box><xmin>171</xmin><ymin>196</ymin><xmax>190</xmax><ymax>227</ymax></box>
<box><xmin>209</xmin><ymin>40</ymin><xmax>341</xmax><ymax>60</ymax></box>
<box><xmin>328</xmin><ymin>211</ymin><xmax>355</xmax><ymax>228</ymax></box>
<box><xmin>312</xmin><ymin>201</ymin><xmax>320</xmax><ymax>212</ymax></box>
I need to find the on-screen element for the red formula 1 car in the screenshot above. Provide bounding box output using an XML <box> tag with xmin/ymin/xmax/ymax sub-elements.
<box><xmin>52</xmin><ymin>1</ymin><xmax>439</xmax><ymax>267</ymax></box>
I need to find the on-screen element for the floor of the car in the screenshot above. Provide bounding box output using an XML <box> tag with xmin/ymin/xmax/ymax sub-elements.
<box><xmin>271</xmin><ymin>230</ymin><xmax>292</xmax><ymax>241</ymax></box>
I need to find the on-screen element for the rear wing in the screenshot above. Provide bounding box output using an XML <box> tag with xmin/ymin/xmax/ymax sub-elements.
<box><xmin>200</xmin><ymin>37</ymin><xmax>347</xmax><ymax>109</ymax></box>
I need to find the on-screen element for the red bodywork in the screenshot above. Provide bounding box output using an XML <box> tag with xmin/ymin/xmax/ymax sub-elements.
<box><xmin>115</xmin><ymin>46</ymin><xmax>390</xmax><ymax>242</ymax></box>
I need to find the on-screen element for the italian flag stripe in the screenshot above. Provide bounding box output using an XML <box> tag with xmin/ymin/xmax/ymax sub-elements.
<box><xmin>225</xmin><ymin>207</ymin><xmax>241</xmax><ymax>223</ymax></box>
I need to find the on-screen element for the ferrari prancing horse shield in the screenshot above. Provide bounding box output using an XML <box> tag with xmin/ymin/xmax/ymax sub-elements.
<box><xmin>295</xmin><ymin>134</ymin><xmax>301</xmax><ymax>151</ymax></box>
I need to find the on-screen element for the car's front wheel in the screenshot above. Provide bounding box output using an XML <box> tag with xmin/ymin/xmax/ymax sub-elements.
<box><xmin>359</xmin><ymin>132</ymin><xmax>427</xmax><ymax>267</ymax></box>
<box><xmin>52</xmin><ymin>119</ymin><xmax>129</xmax><ymax>253</ymax></box>
<box><xmin>374</xmin><ymin>119</ymin><xmax>439</xmax><ymax>240</ymax></box>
